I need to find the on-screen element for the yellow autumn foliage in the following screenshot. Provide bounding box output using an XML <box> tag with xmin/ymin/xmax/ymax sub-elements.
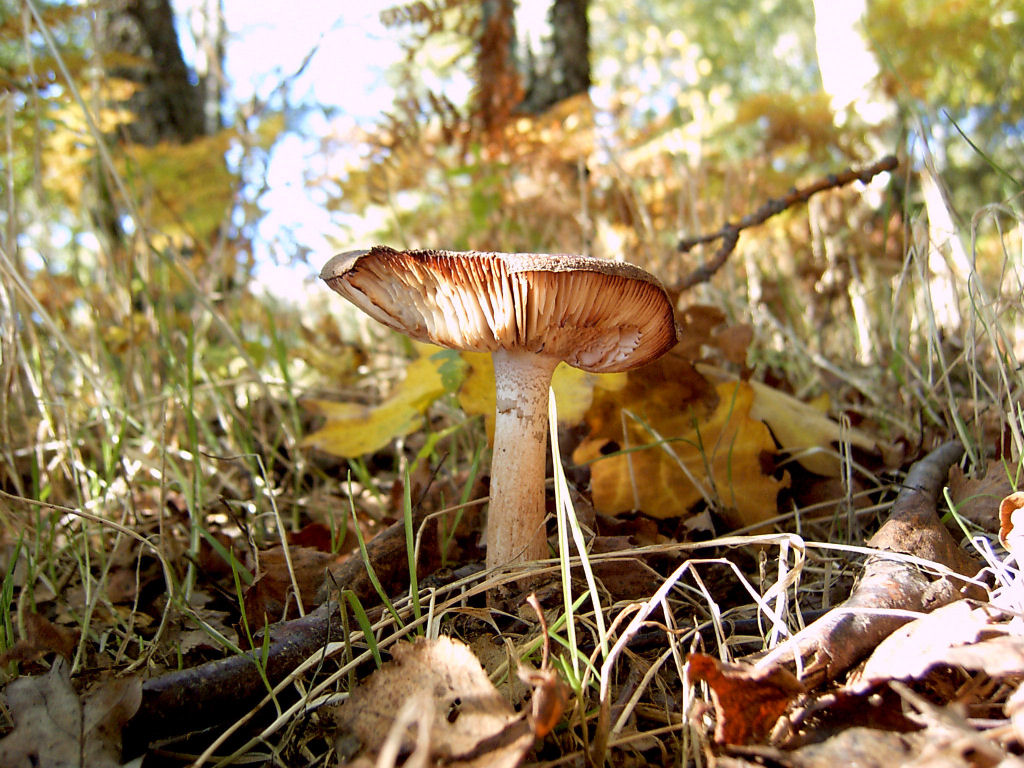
<box><xmin>301</xmin><ymin>350</ymin><xmax>465</xmax><ymax>457</ymax></box>
<box><xmin>574</xmin><ymin>380</ymin><xmax>790</xmax><ymax>530</ymax></box>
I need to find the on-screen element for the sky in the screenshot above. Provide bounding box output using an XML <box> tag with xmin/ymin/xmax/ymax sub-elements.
<box><xmin>172</xmin><ymin>1</ymin><xmax>554</xmax><ymax>302</ymax></box>
<box><xmin>174</xmin><ymin>1</ymin><xmax>404</xmax><ymax>301</ymax></box>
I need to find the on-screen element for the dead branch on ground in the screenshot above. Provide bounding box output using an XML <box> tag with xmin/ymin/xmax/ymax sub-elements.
<box><xmin>749</xmin><ymin>440</ymin><xmax>981</xmax><ymax>690</ymax></box>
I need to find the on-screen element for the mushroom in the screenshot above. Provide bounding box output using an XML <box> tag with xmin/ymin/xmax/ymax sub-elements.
<box><xmin>320</xmin><ymin>246</ymin><xmax>678</xmax><ymax>575</ymax></box>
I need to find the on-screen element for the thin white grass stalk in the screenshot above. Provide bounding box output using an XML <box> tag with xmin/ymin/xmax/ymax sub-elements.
<box><xmin>549</xmin><ymin>392</ymin><xmax>579</xmax><ymax>679</ymax></box>
<box><xmin>377</xmin><ymin>694</ymin><xmax>432</xmax><ymax>768</ymax></box>
<box><xmin>424</xmin><ymin>588</ymin><xmax>440</xmax><ymax>640</ymax></box>
<box><xmin>256</xmin><ymin>453</ymin><xmax>305</xmax><ymax>617</ymax></box>
<box><xmin>845</xmin><ymin>247</ymin><xmax>876</xmax><ymax>365</ymax></box>
<box><xmin>593</xmin><ymin>558</ymin><xmax>693</xmax><ymax>763</ymax></box>
<box><xmin>769</xmin><ymin>537</ymin><xmax>791</xmax><ymax>647</ymax></box>
<box><xmin>662</xmin><ymin>596</ymin><xmax>691</xmax><ymax>760</ymax></box>
<box><xmin>621</xmin><ymin>409</ymin><xmax>641</xmax><ymax>509</ymax></box>
<box><xmin>729</xmin><ymin>492</ymin><xmax>890</xmax><ymax>537</ymax></box>
<box><xmin>801</xmin><ymin>539</ymin><xmax>991</xmax><ymax>589</ymax></box>
<box><xmin>549</xmin><ymin>389</ymin><xmax>609</xmax><ymax>661</ymax></box>
<box><xmin>839</xmin><ymin>415</ymin><xmax>855</xmax><ymax>544</ymax></box>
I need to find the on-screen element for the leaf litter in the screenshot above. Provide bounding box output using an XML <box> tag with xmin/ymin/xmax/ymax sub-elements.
<box><xmin>0</xmin><ymin>658</ymin><xmax>142</xmax><ymax>768</ymax></box>
<box><xmin>331</xmin><ymin>636</ymin><xmax>533</xmax><ymax>768</ymax></box>
<box><xmin>5</xmin><ymin>229</ymin><xmax>1024</xmax><ymax>768</ymax></box>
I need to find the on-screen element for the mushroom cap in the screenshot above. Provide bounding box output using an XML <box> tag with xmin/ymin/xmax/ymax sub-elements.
<box><xmin>320</xmin><ymin>246</ymin><xmax>679</xmax><ymax>373</ymax></box>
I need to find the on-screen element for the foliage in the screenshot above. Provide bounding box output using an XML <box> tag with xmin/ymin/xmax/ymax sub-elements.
<box><xmin>866</xmin><ymin>0</ymin><xmax>1024</xmax><ymax>203</ymax></box>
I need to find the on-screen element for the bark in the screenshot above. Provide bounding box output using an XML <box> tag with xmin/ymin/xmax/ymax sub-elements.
<box><xmin>519</xmin><ymin>0</ymin><xmax>590</xmax><ymax>114</ymax></box>
<box><xmin>749</xmin><ymin>441</ymin><xmax>981</xmax><ymax>690</ymax></box>
<box><xmin>100</xmin><ymin>0</ymin><xmax>205</xmax><ymax>145</ymax></box>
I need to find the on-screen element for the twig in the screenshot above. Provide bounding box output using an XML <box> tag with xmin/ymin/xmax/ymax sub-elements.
<box><xmin>124</xmin><ymin>508</ymin><xmax>429</xmax><ymax>750</ymax></box>
<box><xmin>675</xmin><ymin>154</ymin><xmax>899</xmax><ymax>290</ymax></box>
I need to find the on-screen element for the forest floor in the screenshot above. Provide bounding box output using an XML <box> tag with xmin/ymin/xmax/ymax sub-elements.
<box><xmin>2</xmin><ymin>161</ymin><xmax>1024</xmax><ymax>768</ymax></box>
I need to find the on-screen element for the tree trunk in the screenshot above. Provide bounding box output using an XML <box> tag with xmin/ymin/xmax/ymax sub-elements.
<box><xmin>519</xmin><ymin>0</ymin><xmax>590</xmax><ymax>114</ymax></box>
<box><xmin>100</xmin><ymin>0</ymin><xmax>206</xmax><ymax>145</ymax></box>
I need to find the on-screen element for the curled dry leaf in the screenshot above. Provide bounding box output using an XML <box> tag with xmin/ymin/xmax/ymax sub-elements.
<box><xmin>334</xmin><ymin>636</ymin><xmax>533</xmax><ymax>768</ymax></box>
<box><xmin>0</xmin><ymin>611</ymin><xmax>78</xmax><ymax>666</ymax></box>
<box><xmin>850</xmin><ymin>600</ymin><xmax>1007</xmax><ymax>691</ymax></box>
<box><xmin>0</xmin><ymin>658</ymin><xmax>142</xmax><ymax>768</ymax></box>
<box><xmin>242</xmin><ymin>545</ymin><xmax>333</xmax><ymax>631</ymax></box>
<box><xmin>518</xmin><ymin>593</ymin><xmax>570</xmax><ymax>738</ymax></box>
<box><xmin>948</xmin><ymin>461</ymin><xmax>1013</xmax><ymax>532</ymax></box>
<box><xmin>687</xmin><ymin>652</ymin><xmax>804</xmax><ymax>745</ymax></box>
<box><xmin>999</xmin><ymin>491</ymin><xmax>1024</xmax><ymax>554</ymax></box>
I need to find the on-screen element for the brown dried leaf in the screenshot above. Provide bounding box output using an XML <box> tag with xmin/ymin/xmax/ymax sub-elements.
<box><xmin>999</xmin><ymin>492</ymin><xmax>1024</xmax><ymax>554</ymax></box>
<box><xmin>687</xmin><ymin>653</ymin><xmax>804</xmax><ymax>745</ymax></box>
<box><xmin>0</xmin><ymin>612</ymin><xmax>78</xmax><ymax>666</ymax></box>
<box><xmin>712</xmin><ymin>323</ymin><xmax>754</xmax><ymax>366</ymax></box>
<box><xmin>942</xmin><ymin>633</ymin><xmax>1024</xmax><ymax>677</ymax></box>
<box><xmin>243</xmin><ymin>546</ymin><xmax>333</xmax><ymax>630</ymax></box>
<box><xmin>852</xmin><ymin>600</ymin><xmax>990</xmax><ymax>690</ymax></box>
<box><xmin>334</xmin><ymin>636</ymin><xmax>532</xmax><ymax>767</ymax></box>
<box><xmin>699</xmin><ymin>364</ymin><xmax>879</xmax><ymax>477</ymax></box>
<box><xmin>0</xmin><ymin>658</ymin><xmax>142</xmax><ymax>768</ymax></box>
<box><xmin>576</xmin><ymin>379</ymin><xmax>789</xmax><ymax>527</ymax></box>
<box><xmin>948</xmin><ymin>461</ymin><xmax>1013</xmax><ymax>532</ymax></box>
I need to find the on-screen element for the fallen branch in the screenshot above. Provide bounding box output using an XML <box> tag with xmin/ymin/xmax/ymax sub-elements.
<box><xmin>749</xmin><ymin>440</ymin><xmax>980</xmax><ymax>690</ymax></box>
<box><xmin>125</xmin><ymin>509</ymin><xmax>429</xmax><ymax>749</ymax></box>
<box><xmin>675</xmin><ymin>154</ymin><xmax>899</xmax><ymax>291</ymax></box>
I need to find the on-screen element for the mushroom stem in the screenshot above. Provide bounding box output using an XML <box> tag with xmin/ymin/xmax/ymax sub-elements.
<box><xmin>486</xmin><ymin>348</ymin><xmax>560</xmax><ymax>573</ymax></box>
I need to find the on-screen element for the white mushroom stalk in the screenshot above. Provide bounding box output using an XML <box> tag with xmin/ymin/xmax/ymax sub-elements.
<box><xmin>319</xmin><ymin>247</ymin><xmax>679</xmax><ymax>578</ymax></box>
<box><xmin>487</xmin><ymin>348</ymin><xmax>560</xmax><ymax>568</ymax></box>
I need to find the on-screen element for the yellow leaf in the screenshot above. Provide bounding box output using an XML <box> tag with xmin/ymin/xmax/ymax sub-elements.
<box><xmin>699</xmin><ymin>364</ymin><xmax>878</xmax><ymax>477</ymax></box>
<box><xmin>457</xmin><ymin>352</ymin><xmax>626</xmax><ymax>442</ymax></box>
<box><xmin>574</xmin><ymin>381</ymin><xmax>789</xmax><ymax>530</ymax></box>
<box><xmin>301</xmin><ymin>351</ymin><xmax>464</xmax><ymax>457</ymax></box>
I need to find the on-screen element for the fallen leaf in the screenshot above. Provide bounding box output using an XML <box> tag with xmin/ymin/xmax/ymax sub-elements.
<box><xmin>999</xmin><ymin>492</ymin><xmax>1024</xmax><ymax>554</ymax></box>
<box><xmin>243</xmin><ymin>546</ymin><xmax>333</xmax><ymax>631</ymax></box>
<box><xmin>334</xmin><ymin>636</ymin><xmax>533</xmax><ymax>767</ymax></box>
<box><xmin>575</xmin><ymin>380</ymin><xmax>789</xmax><ymax>528</ymax></box>
<box><xmin>301</xmin><ymin>348</ymin><xmax>465</xmax><ymax>457</ymax></box>
<box><xmin>288</xmin><ymin>522</ymin><xmax>335</xmax><ymax>552</ymax></box>
<box><xmin>0</xmin><ymin>612</ymin><xmax>78</xmax><ymax>666</ymax></box>
<box><xmin>851</xmin><ymin>600</ymin><xmax>990</xmax><ymax>691</ymax></box>
<box><xmin>699</xmin><ymin>364</ymin><xmax>878</xmax><ymax>477</ymax></box>
<box><xmin>0</xmin><ymin>658</ymin><xmax>142</xmax><ymax>768</ymax></box>
<box><xmin>785</xmin><ymin>726</ymin><xmax>916</xmax><ymax>767</ymax></box>
<box><xmin>687</xmin><ymin>652</ymin><xmax>803</xmax><ymax>745</ymax></box>
<box><xmin>949</xmin><ymin>460</ymin><xmax>1013</xmax><ymax>532</ymax></box>
<box><xmin>519</xmin><ymin>593</ymin><xmax>570</xmax><ymax>739</ymax></box>
<box><xmin>712</xmin><ymin>323</ymin><xmax>753</xmax><ymax>366</ymax></box>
